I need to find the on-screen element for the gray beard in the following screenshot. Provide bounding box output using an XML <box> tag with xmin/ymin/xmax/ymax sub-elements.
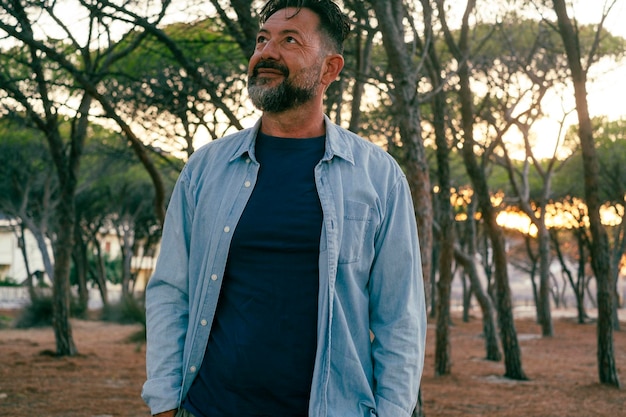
<box><xmin>248</xmin><ymin>77</ymin><xmax>317</xmax><ymax>113</ymax></box>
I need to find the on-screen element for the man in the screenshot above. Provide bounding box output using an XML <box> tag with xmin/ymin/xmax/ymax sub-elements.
<box><xmin>142</xmin><ymin>1</ymin><xmax>427</xmax><ymax>416</ymax></box>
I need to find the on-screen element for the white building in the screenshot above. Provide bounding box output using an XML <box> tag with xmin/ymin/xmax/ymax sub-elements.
<box><xmin>0</xmin><ymin>215</ymin><xmax>51</xmax><ymax>284</ymax></box>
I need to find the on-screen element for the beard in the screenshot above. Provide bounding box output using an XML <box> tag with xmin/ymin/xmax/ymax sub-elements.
<box><xmin>247</xmin><ymin>60</ymin><xmax>322</xmax><ymax>113</ymax></box>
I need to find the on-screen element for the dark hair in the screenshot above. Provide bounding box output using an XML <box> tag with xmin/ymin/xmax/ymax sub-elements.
<box><xmin>259</xmin><ymin>0</ymin><xmax>351</xmax><ymax>54</ymax></box>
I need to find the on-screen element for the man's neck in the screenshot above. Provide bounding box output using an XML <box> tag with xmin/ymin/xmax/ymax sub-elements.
<box><xmin>260</xmin><ymin>106</ymin><xmax>326</xmax><ymax>138</ymax></box>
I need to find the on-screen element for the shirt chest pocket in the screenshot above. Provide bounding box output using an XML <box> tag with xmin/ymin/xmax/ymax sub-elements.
<box><xmin>338</xmin><ymin>200</ymin><xmax>372</xmax><ymax>264</ymax></box>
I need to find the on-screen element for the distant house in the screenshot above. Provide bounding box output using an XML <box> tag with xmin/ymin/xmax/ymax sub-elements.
<box><xmin>0</xmin><ymin>214</ymin><xmax>51</xmax><ymax>285</ymax></box>
<box><xmin>95</xmin><ymin>230</ymin><xmax>158</xmax><ymax>293</ymax></box>
<box><xmin>0</xmin><ymin>213</ymin><xmax>157</xmax><ymax>297</ymax></box>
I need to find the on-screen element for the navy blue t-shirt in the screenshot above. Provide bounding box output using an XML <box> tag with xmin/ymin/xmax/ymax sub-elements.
<box><xmin>183</xmin><ymin>132</ymin><xmax>325</xmax><ymax>417</ymax></box>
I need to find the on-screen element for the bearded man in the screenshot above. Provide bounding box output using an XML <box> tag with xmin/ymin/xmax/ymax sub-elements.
<box><xmin>142</xmin><ymin>1</ymin><xmax>427</xmax><ymax>416</ymax></box>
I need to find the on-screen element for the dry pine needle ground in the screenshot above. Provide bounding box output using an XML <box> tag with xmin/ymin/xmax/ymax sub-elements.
<box><xmin>0</xmin><ymin>310</ymin><xmax>624</xmax><ymax>417</ymax></box>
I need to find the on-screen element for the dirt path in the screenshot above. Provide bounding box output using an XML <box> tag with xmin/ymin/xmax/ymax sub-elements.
<box><xmin>0</xmin><ymin>311</ymin><xmax>624</xmax><ymax>416</ymax></box>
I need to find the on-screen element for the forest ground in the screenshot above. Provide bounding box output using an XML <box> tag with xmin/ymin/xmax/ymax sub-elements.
<box><xmin>0</xmin><ymin>308</ymin><xmax>624</xmax><ymax>417</ymax></box>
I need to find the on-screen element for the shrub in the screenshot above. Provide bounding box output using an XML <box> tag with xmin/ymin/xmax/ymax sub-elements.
<box><xmin>0</xmin><ymin>277</ymin><xmax>20</xmax><ymax>287</ymax></box>
<box><xmin>0</xmin><ymin>314</ymin><xmax>13</xmax><ymax>329</ymax></box>
<box><xmin>14</xmin><ymin>295</ymin><xmax>86</xmax><ymax>328</ymax></box>
<box><xmin>100</xmin><ymin>295</ymin><xmax>146</xmax><ymax>325</ymax></box>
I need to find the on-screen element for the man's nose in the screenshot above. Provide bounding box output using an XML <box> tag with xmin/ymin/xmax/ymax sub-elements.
<box><xmin>259</xmin><ymin>39</ymin><xmax>280</xmax><ymax>60</ymax></box>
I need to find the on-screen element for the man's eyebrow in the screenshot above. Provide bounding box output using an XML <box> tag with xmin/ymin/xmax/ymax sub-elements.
<box><xmin>257</xmin><ymin>28</ymin><xmax>303</xmax><ymax>37</ymax></box>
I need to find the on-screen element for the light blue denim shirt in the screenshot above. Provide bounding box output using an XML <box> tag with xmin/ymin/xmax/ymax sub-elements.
<box><xmin>142</xmin><ymin>116</ymin><xmax>427</xmax><ymax>417</ymax></box>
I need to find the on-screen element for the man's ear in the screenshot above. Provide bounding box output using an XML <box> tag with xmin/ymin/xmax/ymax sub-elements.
<box><xmin>321</xmin><ymin>54</ymin><xmax>345</xmax><ymax>86</ymax></box>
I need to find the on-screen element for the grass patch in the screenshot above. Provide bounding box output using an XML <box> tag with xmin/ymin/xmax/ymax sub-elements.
<box><xmin>0</xmin><ymin>314</ymin><xmax>13</xmax><ymax>329</ymax></box>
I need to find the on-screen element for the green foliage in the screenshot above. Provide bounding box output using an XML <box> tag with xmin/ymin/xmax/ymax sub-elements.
<box><xmin>552</xmin><ymin>117</ymin><xmax>626</xmax><ymax>201</ymax></box>
<box><xmin>100</xmin><ymin>296</ymin><xmax>146</xmax><ymax>326</ymax></box>
<box><xmin>70</xmin><ymin>252</ymin><xmax>122</xmax><ymax>286</ymax></box>
<box><xmin>594</xmin><ymin>118</ymin><xmax>626</xmax><ymax>203</ymax></box>
<box><xmin>0</xmin><ymin>314</ymin><xmax>12</xmax><ymax>329</ymax></box>
<box><xmin>0</xmin><ymin>119</ymin><xmax>57</xmax><ymax>220</ymax></box>
<box><xmin>0</xmin><ymin>277</ymin><xmax>20</xmax><ymax>287</ymax></box>
<box><xmin>13</xmin><ymin>296</ymin><xmax>86</xmax><ymax>329</ymax></box>
<box><xmin>103</xmin><ymin>17</ymin><xmax>250</xmax><ymax>150</ymax></box>
<box><xmin>466</xmin><ymin>12</ymin><xmax>624</xmax><ymax>73</ymax></box>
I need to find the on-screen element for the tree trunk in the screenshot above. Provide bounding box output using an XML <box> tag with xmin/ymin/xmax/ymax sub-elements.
<box><xmin>488</xmin><ymin>222</ymin><xmax>527</xmax><ymax>379</ymax></box>
<box><xmin>93</xmin><ymin>240</ymin><xmax>110</xmax><ymax>306</ymax></box>
<box><xmin>347</xmin><ymin>10</ymin><xmax>375</xmax><ymax>134</ymax></box>
<box><xmin>552</xmin><ymin>0</ymin><xmax>620</xmax><ymax>387</ymax></box>
<box><xmin>368</xmin><ymin>2</ymin><xmax>434</xmax><ymax>414</ymax></box>
<box><xmin>52</xmin><ymin>192</ymin><xmax>78</xmax><ymax>356</ymax></box>
<box><xmin>537</xmin><ymin>224</ymin><xmax>554</xmax><ymax>336</ymax></box>
<box><xmin>72</xmin><ymin>222</ymin><xmax>89</xmax><ymax>313</ymax></box>
<box><xmin>368</xmin><ymin>0</ymin><xmax>433</xmax><ymax>295</ymax></box>
<box><xmin>609</xmin><ymin>220</ymin><xmax>625</xmax><ymax>330</ymax></box>
<box><xmin>427</xmin><ymin>2</ymin><xmax>456</xmax><ymax>374</ymax></box>
<box><xmin>462</xmin><ymin>273</ymin><xmax>471</xmax><ymax>323</ymax></box>
<box><xmin>46</xmin><ymin>94</ymin><xmax>92</xmax><ymax>356</ymax></box>
<box><xmin>21</xmin><ymin>216</ymin><xmax>54</xmax><ymax>282</ymax></box>
<box><xmin>117</xmin><ymin>221</ymin><xmax>134</xmax><ymax>300</ymax></box>
<box><xmin>551</xmin><ymin>229</ymin><xmax>588</xmax><ymax>324</ymax></box>
<box><xmin>454</xmin><ymin>246</ymin><xmax>502</xmax><ymax>361</ymax></box>
<box><xmin>17</xmin><ymin>222</ymin><xmax>36</xmax><ymax>301</ymax></box>
<box><xmin>430</xmin><ymin>238</ymin><xmax>440</xmax><ymax>319</ymax></box>
<box><xmin>438</xmin><ymin>0</ymin><xmax>526</xmax><ymax>380</ymax></box>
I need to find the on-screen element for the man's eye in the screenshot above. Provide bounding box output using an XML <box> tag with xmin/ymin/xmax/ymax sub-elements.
<box><xmin>257</xmin><ymin>36</ymin><xmax>268</xmax><ymax>44</ymax></box>
<box><xmin>285</xmin><ymin>36</ymin><xmax>297</xmax><ymax>44</ymax></box>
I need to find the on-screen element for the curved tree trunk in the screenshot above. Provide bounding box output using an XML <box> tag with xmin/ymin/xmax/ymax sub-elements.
<box><xmin>16</xmin><ymin>222</ymin><xmax>36</xmax><ymax>301</ymax></box>
<box><xmin>454</xmin><ymin>246</ymin><xmax>502</xmax><ymax>361</ymax></box>
<box><xmin>551</xmin><ymin>229</ymin><xmax>588</xmax><ymax>324</ymax></box>
<box><xmin>438</xmin><ymin>0</ymin><xmax>526</xmax><ymax>380</ymax></box>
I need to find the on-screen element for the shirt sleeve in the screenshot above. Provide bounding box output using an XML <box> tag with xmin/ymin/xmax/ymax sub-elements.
<box><xmin>368</xmin><ymin>175</ymin><xmax>427</xmax><ymax>417</ymax></box>
<box><xmin>141</xmin><ymin>170</ymin><xmax>193</xmax><ymax>415</ymax></box>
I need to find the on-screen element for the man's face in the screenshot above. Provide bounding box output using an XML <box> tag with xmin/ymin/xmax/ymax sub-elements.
<box><xmin>247</xmin><ymin>8</ymin><xmax>326</xmax><ymax>113</ymax></box>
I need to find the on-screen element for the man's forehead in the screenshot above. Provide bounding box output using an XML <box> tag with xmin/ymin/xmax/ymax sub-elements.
<box><xmin>260</xmin><ymin>7</ymin><xmax>320</xmax><ymax>31</ymax></box>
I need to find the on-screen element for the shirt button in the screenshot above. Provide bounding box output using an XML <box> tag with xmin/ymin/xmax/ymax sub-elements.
<box><xmin>224</xmin><ymin>226</ymin><xmax>230</xmax><ymax>233</ymax></box>
<box><xmin>200</xmin><ymin>319</ymin><xmax>208</xmax><ymax>326</ymax></box>
<box><xmin>211</xmin><ymin>274</ymin><xmax>218</xmax><ymax>281</ymax></box>
<box><xmin>245</xmin><ymin>158</ymin><xmax>251</xmax><ymax>164</ymax></box>
<box><xmin>244</xmin><ymin>181</ymin><xmax>251</xmax><ymax>188</ymax></box>
<box><xmin>189</xmin><ymin>366</ymin><xmax>197</xmax><ymax>373</ymax></box>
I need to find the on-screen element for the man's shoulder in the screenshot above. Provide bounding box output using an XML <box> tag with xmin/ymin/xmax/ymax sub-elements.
<box><xmin>328</xmin><ymin>122</ymin><xmax>402</xmax><ymax>172</ymax></box>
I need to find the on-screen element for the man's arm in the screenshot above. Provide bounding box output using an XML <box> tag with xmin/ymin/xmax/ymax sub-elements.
<box><xmin>142</xmin><ymin>174</ymin><xmax>193</xmax><ymax>415</ymax></box>
<box><xmin>369</xmin><ymin>176</ymin><xmax>427</xmax><ymax>417</ymax></box>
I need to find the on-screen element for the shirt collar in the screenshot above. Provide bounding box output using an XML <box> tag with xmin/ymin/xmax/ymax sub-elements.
<box><xmin>228</xmin><ymin>115</ymin><xmax>355</xmax><ymax>165</ymax></box>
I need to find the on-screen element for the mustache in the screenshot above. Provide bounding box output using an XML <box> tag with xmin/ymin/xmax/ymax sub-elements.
<box><xmin>252</xmin><ymin>60</ymin><xmax>289</xmax><ymax>77</ymax></box>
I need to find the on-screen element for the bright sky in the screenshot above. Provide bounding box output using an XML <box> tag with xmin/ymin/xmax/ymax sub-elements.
<box><xmin>23</xmin><ymin>0</ymin><xmax>626</xmax><ymax>155</ymax></box>
<box><xmin>572</xmin><ymin>0</ymin><xmax>626</xmax><ymax>121</ymax></box>
<box><xmin>504</xmin><ymin>0</ymin><xmax>626</xmax><ymax>159</ymax></box>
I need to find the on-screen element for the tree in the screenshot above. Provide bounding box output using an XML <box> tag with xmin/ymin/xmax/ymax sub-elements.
<box><xmin>594</xmin><ymin>118</ymin><xmax>626</xmax><ymax>330</ymax></box>
<box><xmin>437</xmin><ymin>0</ymin><xmax>528</xmax><ymax>380</ymax></box>
<box><xmin>0</xmin><ymin>0</ymin><xmax>173</xmax><ymax>355</ymax></box>
<box><xmin>473</xmin><ymin>15</ymin><xmax>570</xmax><ymax>337</ymax></box>
<box><xmin>554</xmin><ymin>118</ymin><xmax>626</xmax><ymax>328</ymax></box>
<box><xmin>414</xmin><ymin>0</ymin><xmax>456</xmax><ymax>377</ymax></box>
<box><xmin>104</xmin><ymin>17</ymin><xmax>250</xmax><ymax>158</ymax></box>
<box><xmin>0</xmin><ymin>119</ymin><xmax>57</xmax><ymax>294</ymax></box>
<box><xmin>75</xmin><ymin>130</ymin><xmax>177</xmax><ymax>303</ymax></box>
<box><xmin>551</xmin><ymin>0</ymin><xmax>621</xmax><ymax>387</ymax></box>
<box><xmin>366</xmin><ymin>0</ymin><xmax>434</xmax><ymax>288</ymax></box>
